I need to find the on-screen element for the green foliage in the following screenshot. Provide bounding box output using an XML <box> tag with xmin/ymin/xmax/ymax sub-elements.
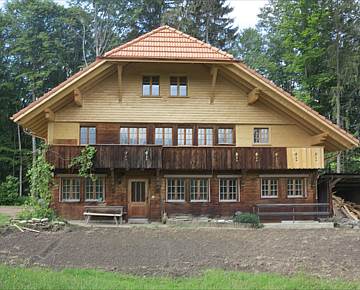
<box><xmin>0</xmin><ymin>266</ymin><xmax>358</xmax><ymax>290</ymax></box>
<box><xmin>0</xmin><ymin>213</ymin><xmax>10</xmax><ymax>226</ymax></box>
<box><xmin>233</xmin><ymin>213</ymin><xmax>262</xmax><ymax>228</ymax></box>
<box><xmin>18</xmin><ymin>147</ymin><xmax>55</xmax><ymax>220</ymax></box>
<box><xmin>0</xmin><ymin>176</ymin><xmax>20</xmax><ymax>205</ymax></box>
<box><xmin>69</xmin><ymin>146</ymin><xmax>97</xmax><ymax>181</ymax></box>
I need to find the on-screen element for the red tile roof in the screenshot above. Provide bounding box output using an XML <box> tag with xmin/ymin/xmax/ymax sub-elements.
<box><xmin>103</xmin><ymin>26</ymin><xmax>235</xmax><ymax>61</ymax></box>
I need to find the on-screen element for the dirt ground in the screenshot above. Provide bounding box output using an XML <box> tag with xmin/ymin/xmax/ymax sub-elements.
<box><xmin>1</xmin><ymin>226</ymin><xmax>360</xmax><ymax>280</ymax></box>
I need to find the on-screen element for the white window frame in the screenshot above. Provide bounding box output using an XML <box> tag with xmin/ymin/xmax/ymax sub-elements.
<box><xmin>155</xmin><ymin>127</ymin><xmax>173</xmax><ymax>146</ymax></box>
<box><xmin>219</xmin><ymin>178</ymin><xmax>239</xmax><ymax>202</ymax></box>
<box><xmin>253</xmin><ymin>127</ymin><xmax>270</xmax><ymax>145</ymax></box>
<box><xmin>166</xmin><ymin>178</ymin><xmax>185</xmax><ymax>202</ymax></box>
<box><xmin>177</xmin><ymin>128</ymin><xmax>193</xmax><ymax>146</ymax></box>
<box><xmin>218</xmin><ymin>128</ymin><xmax>233</xmax><ymax>145</ymax></box>
<box><xmin>287</xmin><ymin>178</ymin><xmax>307</xmax><ymax>198</ymax></box>
<box><xmin>61</xmin><ymin>178</ymin><xmax>81</xmax><ymax>202</ymax></box>
<box><xmin>80</xmin><ymin>126</ymin><xmax>96</xmax><ymax>145</ymax></box>
<box><xmin>190</xmin><ymin>178</ymin><xmax>210</xmax><ymax>202</ymax></box>
<box><xmin>260</xmin><ymin>178</ymin><xmax>278</xmax><ymax>198</ymax></box>
<box><xmin>85</xmin><ymin>177</ymin><xmax>106</xmax><ymax>202</ymax></box>
<box><xmin>198</xmin><ymin>128</ymin><xmax>213</xmax><ymax>146</ymax></box>
<box><xmin>120</xmin><ymin>127</ymin><xmax>147</xmax><ymax>145</ymax></box>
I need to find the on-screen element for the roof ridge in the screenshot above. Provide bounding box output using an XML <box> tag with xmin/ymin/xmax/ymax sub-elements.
<box><xmin>103</xmin><ymin>25</ymin><xmax>234</xmax><ymax>60</ymax></box>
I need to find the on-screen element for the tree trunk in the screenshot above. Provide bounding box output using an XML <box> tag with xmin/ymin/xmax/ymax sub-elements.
<box><xmin>17</xmin><ymin>124</ymin><xmax>23</xmax><ymax>197</ymax></box>
<box><xmin>335</xmin><ymin>2</ymin><xmax>342</xmax><ymax>174</ymax></box>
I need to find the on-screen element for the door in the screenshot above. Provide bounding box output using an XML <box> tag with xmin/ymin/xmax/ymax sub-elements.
<box><xmin>128</xmin><ymin>180</ymin><xmax>148</xmax><ymax>218</ymax></box>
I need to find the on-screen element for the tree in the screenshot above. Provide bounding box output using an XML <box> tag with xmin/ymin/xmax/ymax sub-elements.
<box><xmin>162</xmin><ymin>0</ymin><xmax>238</xmax><ymax>50</ymax></box>
<box><xmin>0</xmin><ymin>0</ymin><xmax>85</xmax><ymax>190</ymax></box>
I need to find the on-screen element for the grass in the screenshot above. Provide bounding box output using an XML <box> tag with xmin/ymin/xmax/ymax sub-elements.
<box><xmin>0</xmin><ymin>213</ymin><xmax>9</xmax><ymax>226</ymax></box>
<box><xmin>0</xmin><ymin>265</ymin><xmax>359</xmax><ymax>290</ymax></box>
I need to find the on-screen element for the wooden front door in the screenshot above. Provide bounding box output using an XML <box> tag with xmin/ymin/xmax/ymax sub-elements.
<box><xmin>128</xmin><ymin>180</ymin><xmax>148</xmax><ymax>218</ymax></box>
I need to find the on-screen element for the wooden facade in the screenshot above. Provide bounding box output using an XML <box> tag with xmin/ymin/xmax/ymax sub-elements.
<box><xmin>13</xmin><ymin>26</ymin><xmax>358</xmax><ymax>221</ymax></box>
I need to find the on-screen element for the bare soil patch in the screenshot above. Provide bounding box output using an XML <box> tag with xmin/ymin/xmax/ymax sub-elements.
<box><xmin>0</xmin><ymin>226</ymin><xmax>359</xmax><ymax>280</ymax></box>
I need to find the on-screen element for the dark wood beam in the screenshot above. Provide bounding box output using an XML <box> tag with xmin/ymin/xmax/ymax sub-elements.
<box><xmin>73</xmin><ymin>89</ymin><xmax>82</xmax><ymax>107</ymax></box>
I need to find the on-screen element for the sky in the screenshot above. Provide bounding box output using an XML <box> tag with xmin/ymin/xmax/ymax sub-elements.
<box><xmin>0</xmin><ymin>0</ymin><xmax>268</xmax><ymax>30</ymax></box>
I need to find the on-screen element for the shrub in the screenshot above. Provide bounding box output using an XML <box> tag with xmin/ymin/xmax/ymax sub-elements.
<box><xmin>233</xmin><ymin>213</ymin><xmax>262</xmax><ymax>228</ymax></box>
<box><xmin>0</xmin><ymin>176</ymin><xmax>26</xmax><ymax>205</ymax></box>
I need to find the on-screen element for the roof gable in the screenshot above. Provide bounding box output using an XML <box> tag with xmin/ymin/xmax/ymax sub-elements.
<box><xmin>103</xmin><ymin>25</ymin><xmax>235</xmax><ymax>61</ymax></box>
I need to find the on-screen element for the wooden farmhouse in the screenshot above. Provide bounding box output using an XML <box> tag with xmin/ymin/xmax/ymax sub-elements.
<box><xmin>12</xmin><ymin>26</ymin><xmax>359</xmax><ymax>222</ymax></box>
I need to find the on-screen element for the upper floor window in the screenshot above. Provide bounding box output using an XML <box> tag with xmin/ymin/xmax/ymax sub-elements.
<box><xmin>261</xmin><ymin>178</ymin><xmax>278</xmax><ymax>198</ymax></box>
<box><xmin>254</xmin><ymin>128</ymin><xmax>269</xmax><ymax>144</ymax></box>
<box><xmin>218</xmin><ymin>128</ymin><xmax>233</xmax><ymax>145</ymax></box>
<box><xmin>198</xmin><ymin>128</ymin><xmax>213</xmax><ymax>146</ymax></box>
<box><xmin>170</xmin><ymin>76</ymin><xmax>187</xmax><ymax>97</ymax></box>
<box><xmin>120</xmin><ymin>127</ymin><xmax>147</xmax><ymax>145</ymax></box>
<box><xmin>287</xmin><ymin>178</ymin><xmax>305</xmax><ymax>197</ymax></box>
<box><xmin>178</xmin><ymin>128</ymin><xmax>193</xmax><ymax>145</ymax></box>
<box><xmin>219</xmin><ymin>178</ymin><xmax>238</xmax><ymax>202</ymax></box>
<box><xmin>85</xmin><ymin>177</ymin><xmax>105</xmax><ymax>202</ymax></box>
<box><xmin>155</xmin><ymin>127</ymin><xmax>173</xmax><ymax>146</ymax></box>
<box><xmin>61</xmin><ymin>178</ymin><xmax>80</xmax><ymax>202</ymax></box>
<box><xmin>190</xmin><ymin>178</ymin><xmax>209</xmax><ymax>202</ymax></box>
<box><xmin>80</xmin><ymin>127</ymin><xmax>96</xmax><ymax>145</ymax></box>
<box><xmin>142</xmin><ymin>76</ymin><xmax>159</xmax><ymax>97</ymax></box>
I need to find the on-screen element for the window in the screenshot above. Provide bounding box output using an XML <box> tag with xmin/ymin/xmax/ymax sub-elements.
<box><xmin>190</xmin><ymin>178</ymin><xmax>209</xmax><ymax>202</ymax></box>
<box><xmin>178</xmin><ymin>128</ymin><xmax>193</xmax><ymax>145</ymax></box>
<box><xmin>85</xmin><ymin>178</ymin><xmax>105</xmax><ymax>202</ymax></box>
<box><xmin>170</xmin><ymin>76</ymin><xmax>187</xmax><ymax>96</ymax></box>
<box><xmin>261</xmin><ymin>179</ymin><xmax>278</xmax><ymax>198</ymax></box>
<box><xmin>166</xmin><ymin>178</ymin><xmax>185</xmax><ymax>202</ymax></box>
<box><xmin>254</xmin><ymin>128</ymin><xmax>269</xmax><ymax>144</ymax></box>
<box><xmin>219</xmin><ymin>178</ymin><xmax>238</xmax><ymax>202</ymax></box>
<box><xmin>218</xmin><ymin>128</ymin><xmax>233</xmax><ymax>144</ymax></box>
<box><xmin>198</xmin><ymin>128</ymin><xmax>213</xmax><ymax>146</ymax></box>
<box><xmin>142</xmin><ymin>76</ymin><xmax>159</xmax><ymax>96</ymax></box>
<box><xmin>131</xmin><ymin>181</ymin><xmax>146</xmax><ymax>202</ymax></box>
<box><xmin>287</xmin><ymin>178</ymin><xmax>306</xmax><ymax>197</ymax></box>
<box><xmin>155</xmin><ymin>127</ymin><xmax>173</xmax><ymax>146</ymax></box>
<box><xmin>61</xmin><ymin>178</ymin><xmax>80</xmax><ymax>201</ymax></box>
<box><xmin>80</xmin><ymin>127</ymin><xmax>96</xmax><ymax>145</ymax></box>
<box><xmin>120</xmin><ymin>127</ymin><xmax>147</xmax><ymax>145</ymax></box>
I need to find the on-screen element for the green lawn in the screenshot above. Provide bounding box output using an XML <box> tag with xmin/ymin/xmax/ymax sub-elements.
<box><xmin>0</xmin><ymin>213</ymin><xmax>9</xmax><ymax>226</ymax></box>
<box><xmin>0</xmin><ymin>265</ymin><xmax>359</xmax><ymax>290</ymax></box>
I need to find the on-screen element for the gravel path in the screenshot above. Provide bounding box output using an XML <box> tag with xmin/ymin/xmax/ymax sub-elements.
<box><xmin>1</xmin><ymin>226</ymin><xmax>360</xmax><ymax>280</ymax></box>
<box><xmin>0</xmin><ymin>206</ymin><xmax>22</xmax><ymax>218</ymax></box>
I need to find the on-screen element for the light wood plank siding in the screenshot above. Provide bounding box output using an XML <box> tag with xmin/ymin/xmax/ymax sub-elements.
<box><xmin>287</xmin><ymin>147</ymin><xmax>324</xmax><ymax>169</ymax></box>
<box><xmin>55</xmin><ymin>63</ymin><xmax>291</xmax><ymax>124</ymax></box>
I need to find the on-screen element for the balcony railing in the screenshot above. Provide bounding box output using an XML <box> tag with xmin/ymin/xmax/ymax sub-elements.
<box><xmin>47</xmin><ymin>145</ymin><xmax>323</xmax><ymax>171</ymax></box>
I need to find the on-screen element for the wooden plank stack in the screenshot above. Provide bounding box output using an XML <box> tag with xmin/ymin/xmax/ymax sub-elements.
<box><xmin>333</xmin><ymin>195</ymin><xmax>360</xmax><ymax>221</ymax></box>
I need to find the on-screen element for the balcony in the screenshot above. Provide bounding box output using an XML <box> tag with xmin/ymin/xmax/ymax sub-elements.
<box><xmin>46</xmin><ymin>145</ymin><xmax>324</xmax><ymax>171</ymax></box>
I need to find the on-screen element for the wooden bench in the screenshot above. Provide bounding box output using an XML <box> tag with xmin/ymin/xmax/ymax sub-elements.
<box><xmin>83</xmin><ymin>206</ymin><xmax>125</xmax><ymax>225</ymax></box>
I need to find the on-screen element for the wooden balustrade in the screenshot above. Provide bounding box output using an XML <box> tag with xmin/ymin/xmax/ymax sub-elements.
<box><xmin>46</xmin><ymin>145</ymin><xmax>323</xmax><ymax>171</ymax></box>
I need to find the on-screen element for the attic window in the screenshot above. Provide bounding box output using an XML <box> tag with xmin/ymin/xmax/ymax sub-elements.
<box><xmin>142</xmin><ymin>76</ymin><xmax>159</xmax><ymax>96</ymax></box>
<box><xmin>170</xmin><ymin>76</ymin><xmax>187</xmax><ymax>97</ymax></box>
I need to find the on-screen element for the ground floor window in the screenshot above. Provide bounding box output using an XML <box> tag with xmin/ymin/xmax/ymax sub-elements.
<box><xmin>190</xmin><ymin>178</ymin><xmax>209</xmax><ymax>202</ymax></box>
<box><xmin>61</xmin><ymin>178</ymin><xmax>81</xmax><ymax>201</ymax></box>
<box><xmin>219</xmin><ymin>178</ymin><xmax>238</xmax><ymax>201</ymax></box>
<box><xmin>261</xmin><ymin>178</ymin><xmax>278</xmax><ymax>198</ymax></box>
<box><xmin>166</xmin><ymin>178</ymin><xmax>185</xmax><ymax>201</ymax></box>
<box><xmin>287</xmin><ymin>178</ymin><xmax>306</xmax><ymax>197</ymax></box>
<box><xmin>85</xmin><ymin>178</ymin><xmax>105</xmax><ymax>201</ymax></box>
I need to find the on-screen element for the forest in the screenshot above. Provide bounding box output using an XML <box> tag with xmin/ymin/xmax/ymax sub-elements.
<box><xmin>0</xmin><ymin>0</ymin><xmax>359</xmax><ymax>197</ymax></box>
